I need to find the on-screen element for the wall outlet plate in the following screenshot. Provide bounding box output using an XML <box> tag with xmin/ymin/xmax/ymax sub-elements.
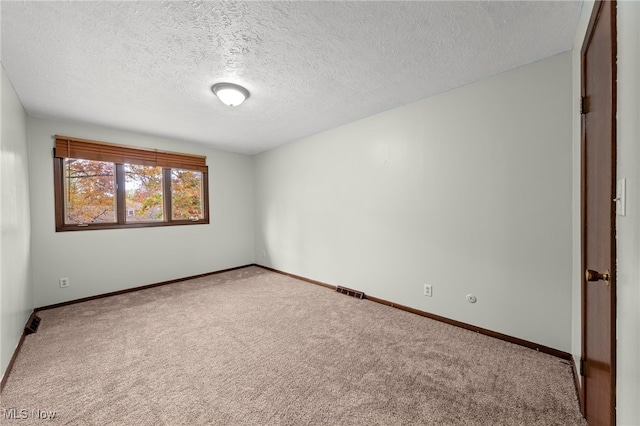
<box><xmin>59</xmin><ymin>277</ymin><xmax>70</xmax><ymax>288</ymax></box>
<box><xmin>424</xmin><ymin>284</ymin><xmax>432</xmax><ymax>297</ymax></box>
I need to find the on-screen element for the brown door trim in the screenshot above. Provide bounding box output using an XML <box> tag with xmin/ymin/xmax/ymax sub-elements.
<box><xmin>580</xmin><ymin>0</ymin><xmax>617</xmax><ymax>423</ymax></box>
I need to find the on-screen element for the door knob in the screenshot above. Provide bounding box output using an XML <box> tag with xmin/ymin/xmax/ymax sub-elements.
<box><xmin>585</xmin><ymin>269</ymin><xmax>611</xmax><ymax>284</ymax></box>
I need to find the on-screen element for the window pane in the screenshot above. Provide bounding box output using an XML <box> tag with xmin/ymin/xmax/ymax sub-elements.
<box><xmin>171</xmin><ymin>169</ymin><xmax>204</xmax><ymax>220</ymax></box>
<box><xmin>125</xmin><ymin>165</ymin><xmax>164</xmax><ymax>222</ymax></box>
<box><xmin>64</xmin><ymin>159</ymin><xmax>116</xmax><ymax>224</ymax></box>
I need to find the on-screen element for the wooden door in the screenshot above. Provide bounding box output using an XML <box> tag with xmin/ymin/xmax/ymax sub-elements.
<box><xmin>581</xmin><ymin>1</ymin><xmax>617</xmax><ymax>425</ymax></box>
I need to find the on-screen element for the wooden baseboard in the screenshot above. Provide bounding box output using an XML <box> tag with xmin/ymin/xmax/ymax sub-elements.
<box><xmin>256</xmin><ymin>264</ymin><xmax>572</xmax><ymax>361</ymax></box>
<box><xmin>570</xmin><ymin>355</ymin><xmax>585</xmax><ymax>415</ymax></box>
<box><xmin>0</xmin><ymin>315</ymin><xmax>31</xmax><ymax>393</ymax></box>
<box><xmin>35</xmin><ymin>264</ymin><xmax>254</xmax><ymax>312</ymax></box>
<box><xmin>366</xmin><ymin>294</ymin><xmax>572</xmax><ymax>360</ymax></box>
<box><xmin>256</xmin><ymin>265</ymin><xmax>336</xmax><ymax>290</ymax></box>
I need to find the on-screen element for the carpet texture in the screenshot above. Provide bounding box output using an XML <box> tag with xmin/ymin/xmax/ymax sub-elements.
<box><xmin>1</xmin><ymin>266</ymin><xmax>585</xmax><ymax>425</ymax></box>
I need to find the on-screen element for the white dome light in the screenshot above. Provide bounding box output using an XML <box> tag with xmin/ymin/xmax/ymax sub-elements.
<box><xmin>211</xmin><ymin>83</ymin><xmax>250</xmax><ymax>107</ymax></box>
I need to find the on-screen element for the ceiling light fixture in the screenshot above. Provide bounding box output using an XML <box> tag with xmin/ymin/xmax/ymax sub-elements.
<box><xmin>211</xmin><ymin>82</ymin><xmax>250</xmax><ymax>107</ymax></box>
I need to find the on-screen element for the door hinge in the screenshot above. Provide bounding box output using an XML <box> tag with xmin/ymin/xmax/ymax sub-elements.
<box><xmin>580</xmin><ymin>96</ymin><xmax>589</xmax><ymax>114</ymax></box>
<box><xmin>579</xmin><ymin>357</ymin><xmax>586</xmax><ymax>376</ymax></box>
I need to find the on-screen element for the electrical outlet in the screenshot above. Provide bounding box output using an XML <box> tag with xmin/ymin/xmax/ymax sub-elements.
<box><xmin>59</xmin><ymin>277</ymin><xmax>70</xmax><ymax>288</ymax></box>
<box><xmin>262</xmin><ymin>250</ymin><xmax>266</xmax><ymax>258</ymax></box>
<box><xmin>424</xmin><ymin>284</ymin><xmax>432</xmax><ymax>297</ymax></box>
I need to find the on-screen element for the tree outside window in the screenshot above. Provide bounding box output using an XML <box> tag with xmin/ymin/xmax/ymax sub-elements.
<box><xmin>125</xmin><ymin>165</ymin><xmax>164</xmax><ymax>222</ymax></box>
<box><xmin>64</xmin><ymin>159</ymin><xmax>116</xmax><ymax>224</ymax></box>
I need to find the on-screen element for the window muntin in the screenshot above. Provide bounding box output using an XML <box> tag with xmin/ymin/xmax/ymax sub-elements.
<box><xmin>54</xmin><ymin>136</ymin><xmax>208</xmax><ymax>231</ymax></box>
<box><xmin>64</xmin><ymin>159</ymin><xmax>116</xmax><ymax>225</ymax></box>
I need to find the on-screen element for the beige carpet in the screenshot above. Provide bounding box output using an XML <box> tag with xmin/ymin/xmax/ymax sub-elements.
<box><xmin>1</xmin><ymin>266</ymin><xmax>585</xmax><ymax>425</ymax></box>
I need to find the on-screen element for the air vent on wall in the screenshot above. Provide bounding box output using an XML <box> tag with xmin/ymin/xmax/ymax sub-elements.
<box><xmin>25</xmin><ymin>314</ymin><xmax>41</xmax><ymax>335</ymax></box>
<box><xmin>336</xmin><ymin>286</ymin><xmax>365</xmax><ymax>299</ymax></box>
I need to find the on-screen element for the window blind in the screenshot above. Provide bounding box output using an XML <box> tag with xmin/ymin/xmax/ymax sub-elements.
<box><xmin>54</xmin><ymin>136</ymin><xmax>207</xmax><ymax>172</ymax></box>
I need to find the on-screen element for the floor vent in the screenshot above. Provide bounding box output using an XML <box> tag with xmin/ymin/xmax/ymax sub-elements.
<box><xmin>25</xmin><ymin>314</ymin><xmax>41</xmax><ymax>335</ymax></box>
<box><xmin>336</xmin><ymin>286</ymin><xmax>365</xmax><ymax>299</ymax></box>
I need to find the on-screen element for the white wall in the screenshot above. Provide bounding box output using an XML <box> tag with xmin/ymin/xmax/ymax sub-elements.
<box><xmin>27</xmin><ymin>117</ymin><xmax>254</xmax><ymax>307</ymax></box>
<box><xmin>615</xmin><ymin>1</ymin><xmax>640</xmax><ymax>424</ymax></box>
<box><xmin>0</xmin><ymin>64</ymin><xmax>33</xmax><ymax>381</ymax></box>
<box><xmin>254</xmin><ymin>53</ymin><xmax>573</xmax><ymax>351</ymax></box>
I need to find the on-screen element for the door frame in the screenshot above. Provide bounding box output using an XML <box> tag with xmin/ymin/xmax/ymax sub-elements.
<box><xmin>580</xmin><ymin>0</ymin><xmax>617</xmax><ymax>423</ymax></box>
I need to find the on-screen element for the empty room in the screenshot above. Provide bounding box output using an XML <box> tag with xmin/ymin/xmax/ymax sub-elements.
<box><xmin>1</xmin><ymin>1</ymin><xmax>638</xmax><ymax>425</ymax></box>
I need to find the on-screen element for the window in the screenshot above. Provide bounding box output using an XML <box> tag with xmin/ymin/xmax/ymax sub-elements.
<box><xmin>54</xmin><ymin>136</ymin><xmax>209</xmax><ymax>231</ymax></box>
<box><xmin>125</xmin><ymin>164</ymin><xmax>164</xmax><ymax>222</ymax></box>
<box><xmin>171</xmin><ymin>169</ymin><xmax>205</xmax><ymax>220</ymax></box>
<box><xmin>64</xmin><ymin>159</ymin><xmax>117</xmax><ymax>224</ymax></box>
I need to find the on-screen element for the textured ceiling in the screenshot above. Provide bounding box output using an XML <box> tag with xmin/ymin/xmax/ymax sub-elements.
<box><xmin>1</xmin><ymin>1</ymin><xmax>581</xmax><ymax>154</ymax></box>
